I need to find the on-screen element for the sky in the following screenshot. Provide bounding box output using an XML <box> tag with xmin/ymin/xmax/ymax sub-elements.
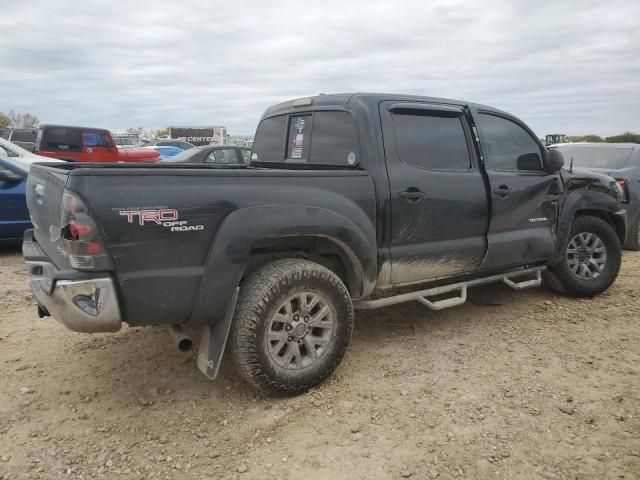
<box><xmin>1</xmin><ymin>0</ymin><xmax>638</xmax><ymax>137</ymax></box>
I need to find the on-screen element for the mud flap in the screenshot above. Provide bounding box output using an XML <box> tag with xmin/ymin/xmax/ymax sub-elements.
<box><xmin>196</xmin><ymin>287</ymin><xmax>239</xmax><ymax>380</ymax></box>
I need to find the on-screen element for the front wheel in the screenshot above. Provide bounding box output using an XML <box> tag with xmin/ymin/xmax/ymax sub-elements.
<box><xmin>230</xmin><ymin>259</ymin><xmax>354</xmax><ymax>395</ymax></box>
<box><xmin>547</xmin><ymin>215</ymin><xmax>621</xmax><ymax>297</ymax></box>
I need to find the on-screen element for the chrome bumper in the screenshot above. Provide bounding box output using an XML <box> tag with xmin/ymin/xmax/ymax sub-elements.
<box><xmin>27</xmin><ymin>260</ymin><xmax>122</xmax><ymax>333</ymax></box>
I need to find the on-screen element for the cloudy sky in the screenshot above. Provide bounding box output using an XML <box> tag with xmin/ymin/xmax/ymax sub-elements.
<box><xmin>1</xmin><ymin>0</ymin><xmax>638</xmax><ymax>136</ymax></box>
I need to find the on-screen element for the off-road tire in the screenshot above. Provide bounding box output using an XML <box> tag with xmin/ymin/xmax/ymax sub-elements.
<box><xmin>230</xmin><ymin>259</ymin><xmax>353</xmax><ymax>395</ymax></box>
<box><xmin>623</xmin><ymin>220</ymin><xmax>640</xmax><ymax>251</ymax></box>
<box><xmin>548</xmin><ymin>215</ymin><xmax>621</xmax><ymax>297</ymax></box>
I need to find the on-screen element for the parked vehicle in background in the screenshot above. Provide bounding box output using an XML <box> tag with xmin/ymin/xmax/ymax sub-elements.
<box><xmin>0</xmin><ymin>138</ymin><xmax>62</xmax><ymax>244</ymax></box>
<box><xmin>142</xmin><ymin>139</ymin><xmax>195</xmax><ymax>150</ymax></box>
<box><xmin>112</xmin><ymin>133</ymin><xmax>140</xmax><ymax>149</ymax></box>
<box><xmin>145</xmin><ymin>145</ymin><xmax>185</xmax><ymax>159</ymax></box>
<box><xmin>169</xmin><ymin>126</ymin><xmax>227</xmax><ymax>146</ymax></box>
<box><xmin>23</xmin><ymin>93</ymin><xmax>626</xmax><ymax>395</ymax></box>
<box><xmin>35</xmin><ymin>125</ymin><xmax>159</xmax><ymax>163</ymax></box>
<box><xmin>550</xmin><ymin>142</ymin><xmax>640</xmax><ymax>249</ymax></box>
<box><xmin>1</xmin><ymin>128</ymin><xmax>38</xmax><ymax>152</ymax></box>
<box><xmin>546</xmin><ymin>133</ymin><xmax>568</xmax><ymax>145</ymax></box>
<box><xmin>160</xmin><ymin>144</ymin><xmax>250</xmax><ymax>164</ymax></box>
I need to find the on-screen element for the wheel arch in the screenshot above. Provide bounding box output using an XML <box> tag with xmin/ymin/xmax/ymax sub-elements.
<box><xmin>548</xmin><ymin>191</ymin><xmax>625</xmax><ymax>266</ymax></box>
<box><xmin>187</xmin><ymin>205</ymin><xmax>377</xmax><ymax>327</ymax></box>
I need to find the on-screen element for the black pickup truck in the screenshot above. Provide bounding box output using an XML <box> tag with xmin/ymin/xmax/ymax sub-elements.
<box><xmin>24</xmin><ymin>93</ymin><xmax>627</xmax><ymax>394</ymax></box>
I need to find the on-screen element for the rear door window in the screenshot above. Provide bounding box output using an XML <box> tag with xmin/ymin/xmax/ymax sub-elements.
<box><xmin>391</xmin><ymin>111</ymin><xmax>471</xmax><ymax>170</ymax></box>
<box><xmin>43</xmin><ymin>128</ymin><xmax>82</xmax><ymax>152</ymax></box>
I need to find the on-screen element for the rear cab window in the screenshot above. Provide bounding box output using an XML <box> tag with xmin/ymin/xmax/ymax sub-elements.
<box><xmin>252</xmin><ymin>111</ymin><xmax>358</xmax><ymax>167</ymax></box>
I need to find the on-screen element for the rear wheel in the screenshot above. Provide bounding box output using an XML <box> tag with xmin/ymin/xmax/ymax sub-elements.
<box><xmin>547</xmin><ymin>215</ymin><xmax>621</xmax><ymax>297</ymax></box>
<box><xmin>230</xmin><ymin>259</ymin><xmax>353</xmax><ymax>395</ymax></box>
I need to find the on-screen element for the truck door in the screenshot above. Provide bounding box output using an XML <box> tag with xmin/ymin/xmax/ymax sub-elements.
<box><xmin>473</xmin><ymin>111</ymin><xmax>561</xmax><ymax>270</ymax></box>
<box><xmin>81</xmin><ymin>130</ymin><xmax>119</xmax><ymax>162</ymax></box>
<box><xmin>380</xmin><ymin>102</ymin><xmax>489</xmax><ymax>285</ymax></box>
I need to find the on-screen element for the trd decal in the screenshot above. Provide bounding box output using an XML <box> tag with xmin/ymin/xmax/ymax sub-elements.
<box><xmin>119</xmin><ymin>209</ymin><xmax>178</xmax><ymax>225</ymax></box>
<box><xmin>118</xmin><ymin>208</ymin><xmax>204</xmax><ymax>232</ymax></box>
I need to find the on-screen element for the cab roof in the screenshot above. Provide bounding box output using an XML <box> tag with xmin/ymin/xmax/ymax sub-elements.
<box><xmin>262</xmin><ymin>92</ymin><xmax>509</xmax><ymax>118</ymax></box>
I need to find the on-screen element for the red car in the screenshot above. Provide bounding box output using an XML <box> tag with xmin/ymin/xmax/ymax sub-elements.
<box><xmin>35</xmin><ymin>125</ymin><xmax>159</xmax><ymax>163</ymax></box>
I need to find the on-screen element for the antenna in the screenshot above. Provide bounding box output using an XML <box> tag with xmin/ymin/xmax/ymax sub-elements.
<box><xmin>569</xmin><ymin>156</ymin><xmax>574</xmax><ymax>173</ymax></box>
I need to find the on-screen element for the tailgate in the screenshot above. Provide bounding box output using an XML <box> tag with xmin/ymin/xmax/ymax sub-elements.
<box><xmin>25</xmin><ymin>164</ymin><xmax>72</xmax><ymax>269</ymax></box>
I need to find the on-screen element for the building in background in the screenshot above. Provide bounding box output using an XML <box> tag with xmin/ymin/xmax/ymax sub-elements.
<box><xmin>169</xmin><ymin>126</ymin><xmax>227</xmax><ymax>146</ymax></box>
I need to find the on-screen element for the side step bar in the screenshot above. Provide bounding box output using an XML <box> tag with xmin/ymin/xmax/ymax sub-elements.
<box><xmin>353</xmin><ymin>267</ymin><xmax>544</xmax><ymax>311</ymax></box>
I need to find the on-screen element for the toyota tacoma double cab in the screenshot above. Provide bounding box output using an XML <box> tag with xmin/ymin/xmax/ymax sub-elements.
<box><xmin>23</xmin><ymin>93</ymin><xmax>627</xmax><ymax>394</ymax></box>
<box><xmin>35</xmin><ymin>125</ymin><xmax>159</xmax><ymax>163</ymax></box>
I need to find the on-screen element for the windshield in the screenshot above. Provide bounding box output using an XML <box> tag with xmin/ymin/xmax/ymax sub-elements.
<box><xmin>554</xmin><ymin>145</ymin><xmax>634</xmax><ymax>170</ymax></box>
<box><xmin>159</xmin><ymin>146</ymin><xmax>205</xmax><ymax>162</ymax></box>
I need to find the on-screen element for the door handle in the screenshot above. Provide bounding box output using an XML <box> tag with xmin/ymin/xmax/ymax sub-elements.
<box><xmin>398</xmin><ymin>188</ymin><xmax>426</xmax><ymax>203</ymax></box>
<box><xmin>493</xmin><ymin>185</ymin><xmax>512</xmax><ymax>197</ymax></box>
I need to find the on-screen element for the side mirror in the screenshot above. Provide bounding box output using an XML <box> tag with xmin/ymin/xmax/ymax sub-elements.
<box><xmin>517</xmin><ymin>153</ymin><xmax>543</xmax><ymax>171</ymax></box>
<box><xmin>0</xmin><ymin>169</ymin><xmax>24</xmax><ymax>183</ymax></box>
<box><xmin>543</xmin><ymin>149</ymin><xmax>565</xmax><ymax>173</ymax></box>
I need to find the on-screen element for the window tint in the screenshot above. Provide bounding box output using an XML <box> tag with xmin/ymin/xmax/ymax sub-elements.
<box><xmin>391</xmin><ymin>112</ymin><xmax>471</xmax><ymax>170</ymax></box>
<box><xmin>553</xmin><ymin>146</ymin><xmax>633</xmax><ymax>169</ymax></box>
<box><xmin>240</xmin><ymin>148</ymin><xmax>251</xmax><ymax>162</ymax></box>
<box><xmin>477</xmin><ymin>114</ymin><xmax>542</xmax><ymax>171</ymax></box>
<box><xmin>205</xmin><ymin>148</ymin><xmax>238</xmax><ymax>164</ymax></box>
<box><xmin>43</xmin><ymin>128</ymin><xmax>82</xmax><ymax>152</ymax></box>
<box><xmin>252</xmin><ymin>115</ymin><xmax>286</xmax><ymax>162</ymax></box>
<box><xmin>309</xmin><ymin>111</ymin><xmax>357</xmax><ymax>165</ymax></box>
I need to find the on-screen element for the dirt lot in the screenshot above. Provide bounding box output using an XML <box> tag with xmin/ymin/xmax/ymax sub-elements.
<box><xmin>0</xmin><ymin>247</ymin><xmax>638</xmax><ymax>480</ymax></box>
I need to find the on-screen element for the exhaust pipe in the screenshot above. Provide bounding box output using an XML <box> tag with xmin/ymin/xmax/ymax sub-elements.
<box><xmin>169</xmin><ymin>325</ymin><xmax>193</xmax><ymax>352</ymax></box>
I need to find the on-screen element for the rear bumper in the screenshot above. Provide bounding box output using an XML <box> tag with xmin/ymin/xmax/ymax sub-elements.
<box><xmin>23</xmin><ymin>230</ymin><xmax>122</xmax><ymax>333</ymax></box>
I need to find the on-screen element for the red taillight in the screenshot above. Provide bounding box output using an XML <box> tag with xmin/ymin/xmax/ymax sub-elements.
<box><xmin>87</xmin><ymin>242</ymin><xmax>101</xmax><ymax>255</ymax></box>
<box><xmin>61</xmin><ymin>191</ymin><xmax>111</xmax><ymax>270</ymax></box>
<box><xmin>69</xmin><ymin>220</ymin><xmax>92</xmax><ymax>238</ymax></box>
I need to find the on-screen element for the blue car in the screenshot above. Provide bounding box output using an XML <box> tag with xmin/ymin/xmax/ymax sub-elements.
<box><xmin>143</xmin><ymin>145</ymin><xmax>184</xmax><ymax>159</ymax></box>
<box><xmin>0</xmin><ymin>138</ymin><xmax>62</xmax><ymax>245</ymax></box>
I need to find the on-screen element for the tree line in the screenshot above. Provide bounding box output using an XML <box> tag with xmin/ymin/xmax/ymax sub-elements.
<box><xmin>2</xmin><ymin>109</ymin><xmax>638</xmax><ymax>144</ymax></box>
<box><xmin>568</xmin><ymin>132</ymin><xmax>640</xmax><ymax>143</ymax></box>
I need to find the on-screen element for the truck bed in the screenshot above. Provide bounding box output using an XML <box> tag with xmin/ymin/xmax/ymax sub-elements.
<box><xmin>26</xmin><ymin>162</ymin><xmax>378</xmax><ymax>327</ymax></box>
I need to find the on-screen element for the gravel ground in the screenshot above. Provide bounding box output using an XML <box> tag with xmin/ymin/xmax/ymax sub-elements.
<box><xmin>0</xmin><ymin>247</ymin><xmax>638</xmax><ymax>480</ymax></box>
